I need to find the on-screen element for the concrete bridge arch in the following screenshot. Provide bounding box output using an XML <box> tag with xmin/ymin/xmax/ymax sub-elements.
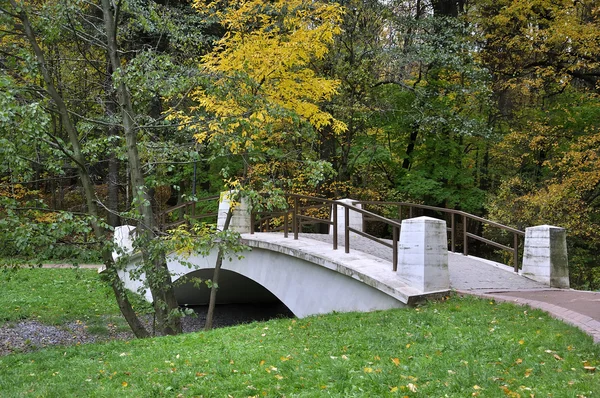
<box><xmin>117</xmin><ymin>234</ymin><xmax>424</xmax><ymax>318</ymax></box>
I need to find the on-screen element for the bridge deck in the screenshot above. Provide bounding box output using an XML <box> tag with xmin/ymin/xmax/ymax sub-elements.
<box><xmin>298</xmin><ymin>233</ymin><xmax>548</xmax><ymax>293</ymax></box>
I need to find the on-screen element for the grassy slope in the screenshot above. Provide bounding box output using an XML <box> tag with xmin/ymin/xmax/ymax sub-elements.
<box><xmin>1</xmin><ymin>293</ymin><xmax>599</xmax><ymax>397</ymax></box>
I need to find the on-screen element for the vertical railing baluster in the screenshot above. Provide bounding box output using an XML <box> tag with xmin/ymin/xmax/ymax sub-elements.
<box><xmin>344</xmin><ymin>205</ymin><xmax>350</xmax><ymax>254</ymax></box>
<box><xmin>250</xmin><ymin>211</ymin><xmax>255</xmax><ymax>235</ymax></box>
<box><xmin>293</xmin><ymin>196</ymin><xmax>299</xmax><ymax>240</ymax></box>
<box><xmin>392</xmin><ymin>225</ymin><xmax>399</xmax><ymax>272</ymax></box>
<box><xmin>284</xmin><ymin>211</ymin><xmax>288</xmax><ymax>238</ymax></box>
<box><xmin>333</xmin><ymin>204</ymin><xmax>338</xmax><ymax>250</ymax></box>
<box><xmin>451</xmin><ymin>213</ymin><xmax>455</xmax><ymax>252</ymax></box>
<box><xmin>513</xmin><ymin>233</ymin><xmax>519</xmax><ymax>272</ymax></box>
<box><xmin>463</xmin><ymin>214</ymin><xmax>468</xmax><ymax>256</ymax></box>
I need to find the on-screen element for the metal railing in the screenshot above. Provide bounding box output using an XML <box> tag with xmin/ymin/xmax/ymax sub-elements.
<box><xmin>251</xmin><ymin>194</ymin><xmax>403</xmax><ymax>271</ymax></box>
<box><xmin>158</xmin><ymin>194</ymin><xmax>525</xmax><ymax>273</ymax></box>
<box><xmin>355</xmin><ymin>201</ymin><xmax>524</xmax><ymax>272</ymax></box>
<box><xmin>157</xmin><ymin>195</ymin><xmax>219</xmax><ymax>230</ymax></box>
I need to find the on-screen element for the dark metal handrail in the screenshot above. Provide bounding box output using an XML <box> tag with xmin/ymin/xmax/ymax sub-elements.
<box><xmin>157</xmin><ymin>195</ymin><xmax>220</xmax><ymax>230</ymax></box>
<box><xmin>251</xmin><ymin>194</ymin><xmax>403</xmax><ymax>271</ymax></box>
<box><xmin>159</xmin><ymin>194</ymin><xmax>525</xmax><ymax>273</ymax></box>
<box><xmin>355</xmin><ymin>200</ymin><xmax>524</xmax><ymax>271</ymax></box>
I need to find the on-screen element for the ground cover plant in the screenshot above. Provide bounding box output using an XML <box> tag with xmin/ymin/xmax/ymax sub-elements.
<box><xmin>0</xmin><ymin>294</ymin><xmax>598</xmax><ymax>397</ymax></box>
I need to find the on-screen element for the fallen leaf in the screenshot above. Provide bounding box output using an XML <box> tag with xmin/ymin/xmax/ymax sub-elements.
<box><xmin>122</xmin><ymin>382</ymin><xmax>128</xmax><ymax>387</ymax></box>
<box><xmin>407</xmin><ymin>383</ymin><xmax>417</xmax><ymax>392</ymax></box>
<box><xmin>363</xmin><ymin>367</ymin><xmax>373</xmax><ymax>373</ymax></box>
<box><xmin>390</xmin><ymin>386</ymin><xmax>398</xmax><ymax>392</ymax></box>
<box><xmin>274</xmin><ymin>375</ymin><xmax>284</xmax><ymax>380</ymax></box>
<box><xmin>583</xmin><ymin>366</ymin><xmax>596</xmax><ymax>372</ymax></box>
<box><xmin>516</xmin><ymin>358</ymin><xmax>523</xmax><ymax>364</ymax></box>
<box><xmin>519</xmin><ymin>340</ymin><xmax>525</xmax><ymax>345</ymax></box>
<box><xmin>392</xmin><ymin>357</ymin><xmax>400</xmax><ymax>366</ymax></box>
<box><xmin>553</xmin><ymin>354</ymin><xmax>563</xmax><ymax>361</ymax></box>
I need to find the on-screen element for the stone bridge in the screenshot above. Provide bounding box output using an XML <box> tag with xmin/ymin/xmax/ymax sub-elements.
<box><xmin>111</xmin><ymin>193</ymin><xmax>570</xmax><ymax>318</ymax></box>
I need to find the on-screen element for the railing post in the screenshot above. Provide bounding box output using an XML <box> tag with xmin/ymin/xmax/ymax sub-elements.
<box><xmin>513</xmin><ymin>233</ymin><xmax>519</xmax><ymax>272</ymax></box>
<box><xmin>409</xmin><ymin>206</ymin><xmax>413</xmax><ymax>218</ymax></box>
<box><xmin>250</xmin><ymin>211</ymin><xmax>255</xmax><ymax>235</ymax></box>
<box><xmin>344</xmin><ymin>205</ymin><xmax>350</xmax><ymax>254</ymax></box>
<box><xmin>392</xmin><ymin>226</ymin><xmax>399</xmax><ymax>272</ymax></box>
<box><xmin>398</xmin><ymin>205</ymin><xmax>402</xmax><ymax>223</ymax></box>
<box><xmin>332</xmin><ymin>205</ymin><xmax>338</xmax><ymax>250</ymax></box>
<box><xmin>293</xmin><ymin>196</ymin><xmax>299</xmax><ymax>240</ymax></box>
<box><xmin>463</xmin><ymin>214</ymin><xmax>468</xmax><ymax>256</ymax></box>
<box><xmin>522</xmin><ymin>225</ymin><xmax>569</xmax><ymax>288</ymax></box>
<box><xmin>284</xmin><ymin>211</ymin><xmax>288</xmax><ymax>238</ymax></box>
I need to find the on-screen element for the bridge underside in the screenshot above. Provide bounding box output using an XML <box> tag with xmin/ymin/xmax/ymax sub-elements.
<box><xmin>174</xmin><ymin>269</ymin><xmax>282</xmax><ymax>305</ymax></box>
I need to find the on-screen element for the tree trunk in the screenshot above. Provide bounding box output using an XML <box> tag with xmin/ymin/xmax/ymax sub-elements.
<box><xmin>11</xmin><ymin>0</ymin><xmax>149</xmax><ymax>338</ymax></box>
<box><xmin>101</xmin><ymin>0</ymin><xmax>181</xmax><ymax>335</ymax></box>
<box><xmin>205</xmin><ymin>207</ymin><xmax>234</xmax><ymax>331</ymax></box>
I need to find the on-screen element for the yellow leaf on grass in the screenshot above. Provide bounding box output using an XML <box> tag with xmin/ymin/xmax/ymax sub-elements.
<box><xmin>122</xmin><ymin>382</ymin><xmax>128</xmax><ymax>387</ymax></box>
<box><xmin>363</xmin><ymin>367</ymin><xmax>373</xmax><ymax>373</ymax></box>
<box><xmin>391</xmin><ymin>357</ymin><xmax>400</xmax><ymax>366</ymax></box>
<box><xmin>407</xmin><ymin>383</ymin><xmax>417</xmax><ymax>392</ymax></box>
<box><xmin>274</xmin><ymin>375</ymin><xmax>284</xmax><ymax>380</ymax></box>
<box><xmin>390</xmin><ymin>386</ymin><xmax>398</xmax><ymax>392</ymax></box>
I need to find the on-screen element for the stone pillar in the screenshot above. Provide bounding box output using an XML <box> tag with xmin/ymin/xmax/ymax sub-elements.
<box><xmin>330</xmin><ymin>198</ymin><xmax>363</xmax><ymax>236</ymax></box>
<box><xmin>217</xmin><ymin>191</ymin><xmax>251</xmax><ymax>233</ymax></box>
<box><xmin>397</xmin><ymin>216</ymin><xmax>449</xmax><ymax>293</ymax></box>
<box><xmin>112</xmin><ymin>225</ymin><xmax>136</xmax><ymax>260</ymax></box>
<box><xmin>521</xmin><ymin>225</ymin><xmax>569</xmax><ymax>288</ymax></box>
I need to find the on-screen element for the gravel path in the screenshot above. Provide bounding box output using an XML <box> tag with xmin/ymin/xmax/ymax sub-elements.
<box><xmin>0</xmin><ymin>303</ymin><xmax>292</xmax><ymax>356</ymax></box>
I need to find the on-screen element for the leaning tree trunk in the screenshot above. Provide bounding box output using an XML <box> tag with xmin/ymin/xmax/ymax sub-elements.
<box><xmin>11</xmin><ymin>0</ymin><xmax>149</xmax><ymax>338</ymax></box>
<box><xmin>205</xmin><ymin>207</ymin><xmax>234</xmax><ymax>331</ymax></box>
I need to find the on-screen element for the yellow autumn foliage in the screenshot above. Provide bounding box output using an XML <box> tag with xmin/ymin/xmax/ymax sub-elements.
<box><xmin>174</xmin><ymin>0</ymin><xmax>346</xmax><ymax>154</ymax></box>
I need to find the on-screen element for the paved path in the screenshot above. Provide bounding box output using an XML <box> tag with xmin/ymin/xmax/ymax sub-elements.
<box><xmin>302</xmin><ymin>233</ymin><xmax>600</xmax><ymax>343</ymax></box>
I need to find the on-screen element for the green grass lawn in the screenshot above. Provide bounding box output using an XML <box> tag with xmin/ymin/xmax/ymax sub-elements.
<box><xmin>1</xmin><ymin>285</ymin><xmax>599</xmax><ymax>397</ymax></box>
<box><xmin>0</xmin><ymin>267</ymin><xmax>148</xmax><ymax>332</ymax></box>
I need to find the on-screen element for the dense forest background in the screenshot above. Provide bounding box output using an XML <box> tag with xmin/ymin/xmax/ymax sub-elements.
<box><xmin>1</xmin><ymin>0</ymin><xmax>599</xmax><ymax>289</ymax></box>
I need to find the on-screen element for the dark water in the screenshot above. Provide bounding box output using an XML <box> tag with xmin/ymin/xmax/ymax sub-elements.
<box><xmin>179</xmin><ymin>302</ymin><xmax>295</xmax><ymax>332</ymax></box>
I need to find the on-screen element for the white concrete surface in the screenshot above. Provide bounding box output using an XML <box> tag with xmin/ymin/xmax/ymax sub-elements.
<box><xmin>330</xmin><ymin>198</ymin><xmax>363</xmax><ymax>236</ymax></box>
<box><xmin>217</xmin><ymin>191</ymin><xmax>251</xmax><ymax>233</ymax></box>
<box><xmin>112</xmin><ymin>225</ymin><xmax>136</xmax><ymax>261</ymax></box>
<box><xmin>115</xmin><ymin>233</ymin><xmax>448</xmax><ymax>318</ymax></box>
<box><xmin>522</xmin><ymin>225</ymin><xmax>569</xmax><ymax>288</ymax></box>
<box><xmin>397</xmin><ymin>217</ymin><xmax>449</xmax><ymax>294</ymax></box>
